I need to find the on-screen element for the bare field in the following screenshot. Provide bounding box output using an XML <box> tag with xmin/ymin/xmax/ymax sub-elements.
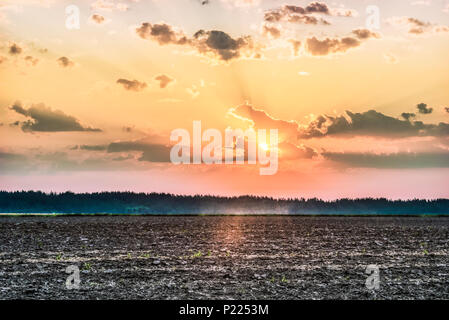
<box><xmin>0</xmin><ymin>216</ymin><xmax>448</xmax><ymax>299</ymax></box>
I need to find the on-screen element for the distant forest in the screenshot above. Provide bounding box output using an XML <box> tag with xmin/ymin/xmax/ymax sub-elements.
<box><xmin>0</xmin><ymin>191</ymin><xmax>448</xmax><ymax>215</ymax></box>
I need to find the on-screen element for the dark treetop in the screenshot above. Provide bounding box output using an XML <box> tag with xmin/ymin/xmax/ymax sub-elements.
<box><xmin>0</xmin><ymin>191</ymin><xmax>448</xmax><ymax>215</ymax></box>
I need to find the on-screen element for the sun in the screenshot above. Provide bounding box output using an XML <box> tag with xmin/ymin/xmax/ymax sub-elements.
<box><xmin>259</xmin><ymin>143</ymin><xmax>269</xmax><ymax>151</ymax></box>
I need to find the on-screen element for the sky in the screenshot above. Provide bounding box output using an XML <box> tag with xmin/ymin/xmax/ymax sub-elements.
<box><xmin>0</xmin><ymin>0</ymin><xmax>448</xmax><ymax>199</ymax></box>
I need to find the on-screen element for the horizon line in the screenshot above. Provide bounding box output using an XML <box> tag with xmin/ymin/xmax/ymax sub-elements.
<box><xmin>1</xmin><ymin>190</ymin><xmax>448</xmax><ymax>202</ymax></box>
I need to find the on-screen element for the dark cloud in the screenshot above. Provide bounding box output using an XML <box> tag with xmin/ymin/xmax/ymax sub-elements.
<box><xmin>107</xmin><ymin>140</ymin><xmax>171</xmax><ymax>162</ymax></box>
<box><xmin>9</xmin><ymin>43</ymin><xmax>22</xmax><ymax>55</ymax></box>
<box><xmin>304</xmin><ymin>2</ymin><xmax>330</xmax><ymax>14</ymax></box>
<box><xmin>229</xmin><ymin>104</ymin><xmax>449</xmax><ymax>140</ymax></box>
<box><xmin>154</xmin><ymin>74</ymin><xmax>174</xmax><ymax>88</ymax></box>
<box><xmin>298</xmin><ymin>110</ymin><xmax>449</xmax><ymax>138</ymax></box>
<box><xmin>264</xmin><ymin>4</ymin><xmax>331</xmax><ymax>25</ymax></box>
<box><xmin>193</xmin><ymin>29</ymin><xmax>258</xmax><ymax>61</ymax></box>
<box><xmin>0</xmin><ymin>150</ymin><xmax>135</xmax><ymax>173</ymax></box>
<box><xmin>0</xmin><ymin>151</ymin><xmax>27</xmax><ymax>161</ymax></box>
<box><xmin>79</xmin><ymin>145</ymin><xmax>108</xmax><ymax>151</ymax></box>
<box><xmin>401</xmin><ymin>112</ymin><xmax>416</xmax><ymax>121</ymax></box>
<box><xmin>263</xmin><ymin>2</ymin><xmax>356</xmax><ymax>26</ymax></box>
<box><xmin>136</xmin><ymin>22</ymin><xmax>260</xmax><ymax>62</ymax></box>
<box><xmin>116</xmin><ymin>79</ymin><xmax>147</xmax><ymax>91</ymax></box>
<box><xmin>287</xmin><ymin>14</ymin><xmax>330</xmax><ymax>25</ymax></box>
<box><xmin>91</xmin><ymin>14</ymin><xmax>105</xmax><ymax>24</ymax></box>
<box><xmin>406</xmin><ymin>17</ymin><xmax>446</xmax><ymax>34</ymax></box>
<box><xmin>407</xmin><ymin>17</ymin><xmax>429</xmax><ymax>27</ymax></box>
<box><xmin>136</xmin><ymin>23</ymin><xmax>190</xmax><ymax>45</ymax></box>
<box><xmin>323</xmin><ymin>152</ymin><xmax>449</xmax><ymax>168</ymax></box>
<box><xmin>445</xmin><ymin>107</ymin><xmax>449</xmax><ymax>114</ymax></box>
<box><xmin>112</xmin><ymin>154</ymin><xmax>134</xmax><ymax>161</ymax></box>
<box><xmin>9</xmin><ymin>101</ymin><xmax>102</xmax><ymax>132</ymax></box>
<box><xmin>57</xmin><ymin>56</ymin><xmax>74</xmax><ymax>68</ymax></box>
<box><xmin>417</xmin><ymin>103</ymin><xmax>433</xmax><ymax>114</ymax></box>
<box><xmin>0</xmin><ymin>151</ymin><xmax>29</xmax><ymax>171</ymax></box>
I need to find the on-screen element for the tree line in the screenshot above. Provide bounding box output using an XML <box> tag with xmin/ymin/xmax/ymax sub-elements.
<box><xmin>0</xmin><ymin>191</ymin><xmax>448</xmax><ymax>215</ymax></box>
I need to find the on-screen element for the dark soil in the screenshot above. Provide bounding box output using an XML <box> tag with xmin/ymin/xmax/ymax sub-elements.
<box><xmin>0</xmin><ymin>216</ymin><xmax>448</xmax><ymax>299</ymax></box>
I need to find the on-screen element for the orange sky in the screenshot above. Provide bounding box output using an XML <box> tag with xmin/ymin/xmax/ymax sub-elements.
<box><xmin>1</xmin><ymin>0</ymin><xmax>449</xmax><ymax>199</ymax></box>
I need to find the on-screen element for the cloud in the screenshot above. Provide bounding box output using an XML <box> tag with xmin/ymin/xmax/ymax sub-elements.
<box><xmin>264</xmin><ymin>4</ymin><xmax>330</xmax><ymax>25</ymax></box>
<box><xmin>305</xmin><ymin>29</ymin><xmax>379</xmax><ymax>56</ymax></box>
<box><xmin>107</xmin><ymin>140</ymin><xmax>171</xmax><ymax>162</ymax></box>
<box><xmin>0</xmin><ymin>148</ymin><xmax>132</xmax><ymax>173</ymax></box>
<box><xmin>193</xmin><ymin>29</ymin><xmax>259</xmax><ymax>61</ymax></box>
<box><xmin>116</xmin><ymin>78</ymin><xmax>147</xmax><ymax>91</ymax></box>
<box><xmin>57</xmin><ymin>56</ymin><xmax>74</xmax><ymax>68</ymax></box>
<box><xmin>298</xmin><ymin>109</ymin><xmax>449</xmax><ymax>138</ymax></box>
<box><xmin>417</xmin><ymin>102</ymin><xmax>433</xmax><ymax>114</ymax></box>
<box><xmin>228</xmin><ymin>103</ymin><xmax>299</xmax><ymax>142</ymax></box>
<box><xmin>229</xmin><ymin>104</ymin><xmax>449</xmax><ymax>140</ymax></box>
<box><xmin>136</xmin><ymin>22</ymin><xmax>189</xmax><ymax>45</ymax></box>
<box><xmin>352</xmin><ymin>28</ymin><xmax>380</xmax><ymax>40</ymax></box>
<box><xmin>154</xmin><ymin>74</ymin><xmax>174</xmax><ymax>88</ymax></box>
<box><xmin>263</xmin><ymin>2</ymin><xmax>357</xmax><ymax>26</ymax></box>
<box><xmin>262</xmin><ymin>24</ymin><xmax>281</xmax><ymax>39</ymax></box>
<box><xmin>323</xmin><ymin>152</ymin><xmax>449</xmax><ymax>168</ymax></box>
<box><xmin>0</xmin><ymin>151</ymin><xmax>29</xmax><ymax>172</ymax></box>
<box><xmin>9</xmin><ymin>101</ymin><xmax>102</xmax><ymax>132</ymax></box>
<box><xmin>445</xmin><ymin>107</ymin><xmax>449</xmax><ymax>114</ymax></box>
<box><xmin>24</xmin><ymin>55</ymin><xmax>39</xmax><ymax>66</ymax></box>
<box><xmin>389</xmin><ymin>16</ymin><xmax>449</xmax><ymax>35</ymax></box>
<box><xmin>136</xmin><ymin>22</ymin><xmax>261</xmax><ymax>62</ymax></box>
<box><xmin>227</xmin><ymin>104</ymin><xmax>319</xmax><ymax>160</ymax></box>
<box><xmin>305</xmin><ymin>36</ymin><xmax>360</xmax><ymax>56</ymax></box>
<box><xmin>0</xmin><ymin>148</ymin><xmax>134</xmax><ymax>173</ymax></box>
<box><xmin>8</xmin><ymin>43</ymin><xmax>22</xmax><ymax>55</ymax></box>
<box><xmin>79</xmin><ymin>144</ymin><xmax>108</xmax><ymax>151</ymax></box>
<box><xmin>91</xmin><ymin>14</ymin><xmax>105</xmax><ymax>24</ymax></box>
<box><xmin>401</xmin><ymin>112</ymin><xmax>416</xmax><ymax>121</ymax></box>
<box><xmin>0</xmin><ymin>151</ymin><xmax>26</xmax><ymax>162</ymax></box>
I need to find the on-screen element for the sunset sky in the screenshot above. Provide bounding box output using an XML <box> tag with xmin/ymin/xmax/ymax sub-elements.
<box><xmin>1</xmin><ymin>0</ymin><xmax>448</xmax><ymax>199</ymax></box>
